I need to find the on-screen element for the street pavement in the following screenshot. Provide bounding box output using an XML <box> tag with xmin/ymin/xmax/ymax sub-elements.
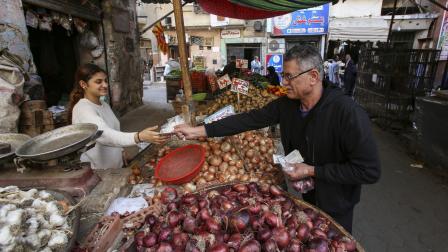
<box><xmin>119</xmin><ymin>81</ymin><xmax>448</xmax><ymax>252</ymax></box>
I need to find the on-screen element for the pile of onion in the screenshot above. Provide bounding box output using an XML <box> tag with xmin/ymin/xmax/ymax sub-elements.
<box><xmin>127</xmin><ymin>184</ymin><xmax>357</xmax><ymax>252</ymax></box>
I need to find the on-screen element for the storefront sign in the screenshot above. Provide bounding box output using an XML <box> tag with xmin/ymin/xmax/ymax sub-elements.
<box><xmin>231</xmin><ymin>78</ymin><xmax>249</xmax><ymax>95</ymax></box>
<box><xmin>272</xmin><ymin>4</ymin><xmax>329</xmax><ymax>36</ymax></box>
<box><xmin>437</xmin><ymin>2</ymin><xmax>448</xmax><ymax>60</ymax></box>
<box><xmin>211</xmin><ymin>15</ymin><xmax>229</xmax><ymax>27</ymax></box>
<box><xmin>236</xmin><ymin>59</ymin><xmax>248</xmax><ymax>69</ymax></box>
<box><xmin>217</xmin><ymin>74</ymin><xmax>232</xmax><ymax>89</ymax></box>
<box><xmin>266</xmin><ymin>54</ymin><xmax>283</xmax><ymax>82</ymax></box>
<box><xmin>221</xmin><ymin>29</ymin><xmax>241</xmax><ymax>39</ymax></box>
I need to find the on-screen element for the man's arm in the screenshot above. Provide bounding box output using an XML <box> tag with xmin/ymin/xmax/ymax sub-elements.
<box><xmin>314</xmin><ymin>106</ymin><xmax>381</xmax><ymax>185</ymax></box>
<box><xmin>205</xmin><ymin>98</ymin><xmax>283</xmax><ymax>137</ymax></box>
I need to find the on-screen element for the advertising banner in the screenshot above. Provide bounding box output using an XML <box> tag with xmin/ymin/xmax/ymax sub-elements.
<box><xmin>272</xmin><ymin>4</ymin><xmax>329</xmax><ymax>36</ymax></box>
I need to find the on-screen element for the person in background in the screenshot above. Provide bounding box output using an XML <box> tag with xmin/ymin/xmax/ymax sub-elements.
<box><xmin>265</xmin><ymin>66</ymin><xmax>280</xmax><ymax>86</ymax></box>
<box><xmin>174</xmin><ymin>45</ymin><xmax>381</xmax><ymax>233</ymax></box>
<box><xmin>251</xmin><ymin>56</ymin><xmax>262</xmax><ymax>74</ymax></box>
<box><xmin>68</xmin><ymin>63</ymin><xmax>168</xmax><ymax>169</ymax></box>
<box><xmin>344</xmin><ymin>54</ymin><xmax>357</xmax><ymax>96</ymax></box>
<box><xmin>163</xmin><ymin>58</ymin><xmax>181</xmax><ymax>76</ymax></box>
<box><xmin>222</xmin><ymin>56</ymin><xmax>238</xmax><ymax>77</ymax></box>
<box><xmin>331</xmin><ymin>56</ymin><xmax>341</xmax><ymax>87</ymax></box>
<box><xmin>327</xmin><ymin>59</ymin><xmax>336</xmax><ymax>84</ymax></box>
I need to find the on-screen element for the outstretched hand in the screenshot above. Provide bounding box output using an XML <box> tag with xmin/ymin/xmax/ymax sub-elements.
<box><xmin>138</xmin><ymin>126</ymin><xmax>169</xmax><ymax>144</ymax></box>
<box><xmin>174</xmin><ymin>124</ymin><xmax>207</xmax><ymax>140</ymax></box>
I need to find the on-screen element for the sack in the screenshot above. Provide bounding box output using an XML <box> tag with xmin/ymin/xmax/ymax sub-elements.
<box><xmin>0</xmin><ymin>64</ymin><xmax>24</xmax><ymax>133</ymax></box>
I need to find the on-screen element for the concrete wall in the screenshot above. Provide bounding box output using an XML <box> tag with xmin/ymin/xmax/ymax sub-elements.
<box><xmin>0</xmin><ymin>0</ymin><xmax>35</xmax><ymax>73</ymax></box>
<box><xmin>330</xmin><ymin>0</ymin><xmax>382</xmax><ymax>18</ymax></box>
<box><xmin>102</xmin><ymin>0</ymin><xmax>143</xmax><ymax>115</ymax></box>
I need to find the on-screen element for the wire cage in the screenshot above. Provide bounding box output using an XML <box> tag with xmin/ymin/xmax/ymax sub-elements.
<box><xmin>355</xmin><ymin>47</ymin><xmax>440</xmax><ymax>130</ymax></box>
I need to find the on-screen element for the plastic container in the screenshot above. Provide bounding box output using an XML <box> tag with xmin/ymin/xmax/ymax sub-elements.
<box><xmin>155</xmin><ymin>144</ymin><xmax>205</xmax><ymax>184</ymax></box>
<box><xmin>192</xmin><ymin>92</ymin><xmax>207</xmax><ymax>101</ymax></box>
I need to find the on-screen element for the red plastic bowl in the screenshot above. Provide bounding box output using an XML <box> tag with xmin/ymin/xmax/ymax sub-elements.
<box><xmin>155</xmin><ymin>144</ymin><xmax>205</xmax><ymax>185</ymax></box>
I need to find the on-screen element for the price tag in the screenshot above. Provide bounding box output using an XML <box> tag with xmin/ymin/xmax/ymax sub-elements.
<box><xmin>204</xmin><ymin>105</ymin><xmax>236</xmax><ymax>124</ymax></box>
<box><xmin>217</xmin><ymin>74</ymin><xmax>232</xmax><ymax>89</ymax></box>
<box><xmin>231</xmin><ymin>78</ymin><xmax>249</xmax><ymax>95</ymax></box>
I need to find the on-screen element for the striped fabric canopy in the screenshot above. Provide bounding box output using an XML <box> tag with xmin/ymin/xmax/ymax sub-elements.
<box><xmin>197</xmin><ymin>0</ymin><xmax>337</xmax><ymax>19</ymax></box>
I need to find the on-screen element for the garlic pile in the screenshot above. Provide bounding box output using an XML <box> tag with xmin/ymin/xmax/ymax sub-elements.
<box><xmin>0</xmin><ymin>186</ymin><xmax>71</xmax><ymax>252</ymax></box>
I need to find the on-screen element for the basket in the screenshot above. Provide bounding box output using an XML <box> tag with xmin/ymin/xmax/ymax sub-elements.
<box><xmin>197</xmin><ymin>182</ymin><xmax>366</xmax><ymax>252</ymax></box>
<box><xmin>155</xmin><ymin>144</ymin><xmax>205</xmax><ymax>184</ymax></box>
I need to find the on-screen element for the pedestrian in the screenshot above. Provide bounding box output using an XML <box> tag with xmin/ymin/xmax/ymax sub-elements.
<box><xmin>251</xmin><ymin>56</ymin><xmax>262</xmax><ymax>74</ymax></box>
<box><xmin>265</xmin><ymin>66</ymin><xmax>280</xmax><ymax>86</ymax></box>
<box><xmin>344</xmin><ymin>54</ymin><xmax>357</xmax><ymax>96</ymax></box>
<box><xmin>174</xmin><ymin>45</ymin><xmax>381</xmax><ymax>233</ymax></box>
<box><xmin>68</xmin><ymin>63</ymin><xmax>168</xmax><ymax>169</ymax></box>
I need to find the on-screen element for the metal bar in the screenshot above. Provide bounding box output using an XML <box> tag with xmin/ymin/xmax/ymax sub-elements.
<box><xmin>427</xmin><ymin>0</ymin><xmax>448</xmax><ymax>11</ymax></box>
<box><xmin>173</xmin><ymin>0</ymin><xmax>194</xmax><ymax>123</ymax></box>
<box><xmin>387</xmin><ymin>0</ymin><xmax>398</xmax><ymax>44</ymax></box>
<box><xmin>139</xmin><ymin>2</ymin><xmax>188</xmax><ymax>37</ymax></box>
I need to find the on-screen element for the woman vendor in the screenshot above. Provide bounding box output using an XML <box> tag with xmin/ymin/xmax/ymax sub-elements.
<box><xmin>68</xmin><ymin>63</ymin><xmax>168</xmax><ymax>169</ymax></box>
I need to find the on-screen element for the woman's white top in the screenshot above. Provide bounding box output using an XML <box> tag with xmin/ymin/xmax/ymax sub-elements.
<box><xmin>72</xmin><ymin>98</ymin><xmax>136</xmax><ymax>169</ymax></box>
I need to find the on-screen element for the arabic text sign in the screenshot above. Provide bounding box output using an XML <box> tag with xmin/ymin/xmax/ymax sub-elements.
<box><xmin>272</xmin><ymin>4</ymin><xmax>329</xmax><ymax>36</ymax></box>
<box><xmin>231</xmin><ymin>78</ymin><xmax>249</xmax><ymax>95</ymax></box>
<box><xmin>266</xmin><ymin>54</ymin><xmax>283</xmax><ymax>82</ymax></box>
<box><xmin>217</xmin><ymin>74</ymin><xmax>232</xmax><ymax>89</ymax></box>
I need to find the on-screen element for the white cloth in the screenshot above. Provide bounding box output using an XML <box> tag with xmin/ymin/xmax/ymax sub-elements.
<box><xmin>72</xmin><ymin>98</ymin><xmax>136</xmax><ymax>169</ymax></box>
<box><xmin>251</xmin><ymin>60</ymin><xmax>261</xmax><ymax>74</ymax></box>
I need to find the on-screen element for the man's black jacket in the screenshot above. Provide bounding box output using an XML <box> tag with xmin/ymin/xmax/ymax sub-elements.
<box><xmin>205</xmin><ymin>85</ymin><xmax>381</xmax><ymax>215</ymax></box>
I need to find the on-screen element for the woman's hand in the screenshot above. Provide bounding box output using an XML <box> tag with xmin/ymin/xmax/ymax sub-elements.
<box><xmin>174</xmin><ymin>124</ymin><xmax>207</xmax><ymax>139</ymax></box>
<box><xmin>137</xmin><ymin>126</ymin><xmax>169</xmax><ymax>144</ymax></box>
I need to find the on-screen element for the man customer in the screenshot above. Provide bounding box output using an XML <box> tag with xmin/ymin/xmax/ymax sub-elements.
<box><xmin>174</xmin><ymin>45</ymin><xmax>381</xmax><ymax>233</ymax></box>
<box><xmin>251</xmin><ymin>56</ymin><xmax>262</xmax><ymax>74</ymax></box>
<box><xmin>344</xmin><ymin>54</ymin><xmax>357</xmax><ymax>96</ymax></box>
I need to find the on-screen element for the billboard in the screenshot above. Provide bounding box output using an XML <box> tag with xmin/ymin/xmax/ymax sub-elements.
<box><xmin>272</xmin><ymin>4</ymin><xmax>329</xmax><ymax>36</ymax></box>
<box><xmin>437</xmin><ymin>2</ymin><xmax>448</xmax><ymax>60</ymax></box>
<box><xmin>266</xmin><ymin>54</ymin><xmax>283</xmax><ymax>82</ymax></box>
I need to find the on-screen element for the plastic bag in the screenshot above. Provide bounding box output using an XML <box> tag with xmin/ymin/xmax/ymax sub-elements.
<box><xmin>292</xmin><ymin>178</ymin><xmax>315</xmax><ymax>193</ymax></box>
<box><xmin>278</xmin><ymin>149</ymin><xmax>315</xmax><ymax>194</ymax></box>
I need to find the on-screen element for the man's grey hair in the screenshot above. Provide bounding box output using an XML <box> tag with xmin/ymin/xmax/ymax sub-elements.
<box><xmin>284</xmin><ymin>45</ymin><xmax>324</xmax><ymax>80</ymax></box>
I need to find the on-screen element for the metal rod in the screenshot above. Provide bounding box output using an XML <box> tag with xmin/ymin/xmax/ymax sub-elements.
<box><xmin>139</xmin><ymin>2</ymin><xmax>188</xmax><ymax>37</ymax></box>
<box><xmin>427</xmin><ymin>0</ymin><xmax>448</xmax><ymax>11</ymax></box>
<box><xmin>173</xmin><ymin>0</ymin><xmax>194</xmax><ymax>123</ymax></box>
<box><xmin>387</xmin><ymin>0</ymin><xmax>399</xmax><ymax>44</ymax></box>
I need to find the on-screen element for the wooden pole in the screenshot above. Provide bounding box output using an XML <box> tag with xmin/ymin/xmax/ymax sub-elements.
<box><xmin>172</xmin><ymin>0</ymin><xmax>194</xmax><ymax>124</ymax></box>
<box><xmin>386</xmin><ymin>0</ymin><xmax>398</xmax><ymax>45</ymax></box>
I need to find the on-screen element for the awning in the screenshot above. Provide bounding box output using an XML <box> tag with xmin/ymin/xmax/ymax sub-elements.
<box><xmin>329</xmin><ymin>17</ymin><xmax>389</xmax><ymax>42</ymax></box>
<box><xmin>197</xmin><ymin>0</ymin><xmax>337</xmax><ymax>20</ymax></box>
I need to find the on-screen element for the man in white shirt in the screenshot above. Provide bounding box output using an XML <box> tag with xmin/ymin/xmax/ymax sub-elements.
<box><xmin>251</xmin><ymin>56</ymin><xmax>262</xmax><ymax>74</ymax></box>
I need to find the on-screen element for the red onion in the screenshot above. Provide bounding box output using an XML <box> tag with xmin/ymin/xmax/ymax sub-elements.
<box><xmin>262</xmin><ymin>239</ymin><xmax>277</xmax><ymax>252</ymax></box>
<box><xmin>221</xmin><ymin>200</ymin><xmax>234</xmax><ymax>212</ymax></box>
<box><xmin>182</xmin><ymin>216</ymin><xmax>197</xmax><ymax>234</ymax></box>
<box><xmin>259</xmin><ymin>184</ymin><xmax>270</xmax><ymax>194</ymax></box>
<box><xmin>326</xmin><ymin>228</ymin><xmax>339</xmax><ymax>240</ymax></box>
<box><xmin>288</xmin><ymin>227</ymin><xmax>297</xmax><ymax>239</ymax></box>
<box><xmin>250</xmin><ymin>218</ymin><xmax>263</xmax><ymax>231</ymax></box>
<box><xmin>143</xmin><ymin>232</ymin><xmax>158</xmax><ymax>248</ymax></box>
<box><xmin>272</xmin><ymin>227</ymin><xmax>290</xmax><ymax>249</ymax></box>
<box><xmin>341</xmin><ymin>237</ymin><xmax>356</xmax><ymax>252</ymax></box>
<box><xmin>257</xmin><ymin>228</ymin><xmax>271</xmax><ymax>242</ymax></box>
<box><xmin>134</xmin><ymin>231</ymin><xmax>145</xmax><ymax>246</ymax></box>
<box><xmin>145</xmin><ymin>214</ymin><xmax>157</xmax><ymax>226</ymax></box>
<box><xmin>161</xmin><ymin>187</ymin><xmax>178</xmax><ymax>204</ymax></box>
<box><xmin>310</xmin><ymin>228</ymin><xmax>327</xmax><ymax>240</ymax></box>
<box><xmin>208</xmin><ymin>243</ymin><xmax>230</xmax><ymax>252</ymax></box>
<box><xmin>307</xmin><ymin>238</ymin><xmax>329</xmax><ymax>252</ymax></box>
<box><xmin>282</xmin><ymin>200</ymin><xmax>293</xmax><ymax>212</ymax></box>
<box><xmin>172</xmin><ymin>232</ymin><xmax>189</xmax><ymax>249</ymax></box>
<box><xmin>238</xmin><ymin>240</ymin><xmax>261</xmax><ymax>252</ymax></box>
<box><xmin>248</xmin><ymin>203</ymin><xmax>261</xmax><ymax>215</ymax></box>
<box><xmin>199</xmin><ymin>208</ymin><xmax>212</xmax><ymax>221</ymax></box>
<box><xmin>227</xmin><ymin>233</ymin><xmax>242</xmax><ymax>250</ymax></box>
<box><xmin>263</xmin><ymin>212</ymin><xmax>280</xmax><ymax>228</ymax></box>
<box><xmin>247</xmin><ymin>182</ymin><xmax>258</xmax><ymax>193</ymax></box>
<box><xmin>232</xmin><ymin>184</ymin><xmax>249</xmax><ymax>193</ymax></box>
<box><xmin>168</xmin><ymin>211</ymin><xmax>182</xmax><ymax>227</ymax></box>
<box><xmin>269</xmin><ymin>185</ymin><xmax>283</xmax><ymax>197</ymax></box>
<box><xmin>230</xmin><ymin>210</ymin><xmax>250</xmax><ymax>232</ymax></box>
<box><xmin>167</xmin><ymin>202</ymin><xmax>178</xmax><ymax>211</ymax></box>
<box><xmin>182</xmin><ymin>194</ymin><xmax>197</xmax><ymax>205</ymax></box>
<box><xmin>199</xmin><ymin>199</ymin><xmax>209</xmax><ymax>209</ymax></box>
<box><xmin>286</xmin><ymin>239</ymin><xmax>302</xmax><ymax>252</ymax></box>
<box><xmin>156</xmin><ymin>242</ymin><xmax>174</xmax><ymax>252</ymax></box>
<box><xmin>159</xmin><ymin>227</ymin><xmax>173</xmax><ymax>242</ymax></box>
<box><xmin>206</xmin><ymin>218</ymin><xmax>221</xmax><ymax>234</ymax></box>
<box><xmin>297</xmin><ymin>223</ymin><xmax>310</xmax><ymax>241</ymax></box>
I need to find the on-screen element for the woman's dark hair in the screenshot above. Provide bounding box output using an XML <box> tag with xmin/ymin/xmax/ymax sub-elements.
<box><xmin>68</xmin><ymin>63</ymin><xmax>106</xmax><ymax>123</ymax></box>
<box><xmin>267</xmin><ymin>66</ymin><xmax>276</xmax><ymax>75</ymax></box>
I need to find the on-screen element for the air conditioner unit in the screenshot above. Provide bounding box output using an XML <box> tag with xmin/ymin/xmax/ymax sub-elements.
<box><xmin>254</xmin><ymin>21</ymin><xmax>263</xmax><ymax>32</ymax></box>
<box><xmin>165</xmin><ymin>17</ymin><xmax>172</xmax><ymax>26</ymax></box>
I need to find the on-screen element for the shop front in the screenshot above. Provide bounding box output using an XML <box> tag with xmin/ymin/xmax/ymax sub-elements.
<box><xmin>270</xmin><ymin>4</ymin><xmax>330</xmax><ymax>58</ymax></box>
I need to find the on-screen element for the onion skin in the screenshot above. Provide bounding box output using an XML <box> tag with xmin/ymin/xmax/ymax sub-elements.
<box><xmin>159</xmin><ymin>227</ymin><xmax>173</xmax><ymax>242</ymax></box>
<box><xmin>206</xmin><ymin>218</ymin><xmax>221</xmax><ymax>234</ymax></box>
<box><xmin>161</xmin><ymin>187</ymin><xmax>178</xmax><ymax>204</ymax></box>
<box><xmin>264</xmin><ymin>212</ymin><xmax>280</xmax><ymax>228</ymax></box>
<box><xmin>134</xmin><ymin>231</ymin><xmax>145</xmax><ymax>246</ymax></box>
<box><xmin>143</xmin><ymin>232</ymin><xmax>158</xmax><ymax>248</ymax></box>
<box><xmin>307</xmin><ymin>238</ymin><xmax>330</xmax><ymax>252</ymax></box>
<box><xmin>172</xmin><ymin>232</ymin><xmax>189</xmax><ymax>250</ymax></box>
<box><xmin>269</xmin><ymin>185</ymin><xmax>283</xmax><ymax>197</ymax></box>
<box><xmin>286</xmin><ymin>239</ymin><xmax>302</xmax><ymax>252</ymax></box>
<box><xmin>168</xmin><ymin>211</ymin><xmax>182</xmax><ymax>227</ymax></box>
<box><xmin>230</xmin><ymin>210</ymin><xmax>250</xmax><ymax>232</ymax></box>
<box><xmin>297</xmin><ymin>223</ymin><xmax>310</xmax><ymax>241</ymax></box>
<box><xmin>156</xmin><ymin>242</ymin><xmax>174</xmax><ymax>252</ymax></box>
<box><xmin>257</xmin><ymin>228</ymin><xmax>271</xmax><ymax>242</ymax></box>
<box><xmin>262</xmin><ymin>239</ymin><xmax>277</xmax><ymax>252</ymax></box>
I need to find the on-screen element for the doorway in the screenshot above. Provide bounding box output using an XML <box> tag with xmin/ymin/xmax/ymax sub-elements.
<box><xmin>226</xmin><ymin>43</ymin><xmax>261</xmax><ymax>65</ymax></box>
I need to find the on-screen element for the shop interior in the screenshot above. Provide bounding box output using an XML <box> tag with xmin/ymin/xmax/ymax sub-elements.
<box><xmin>226</xmin><ymin>43</ymin><xmax>261</xmax><ymax>63</ymax></box>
